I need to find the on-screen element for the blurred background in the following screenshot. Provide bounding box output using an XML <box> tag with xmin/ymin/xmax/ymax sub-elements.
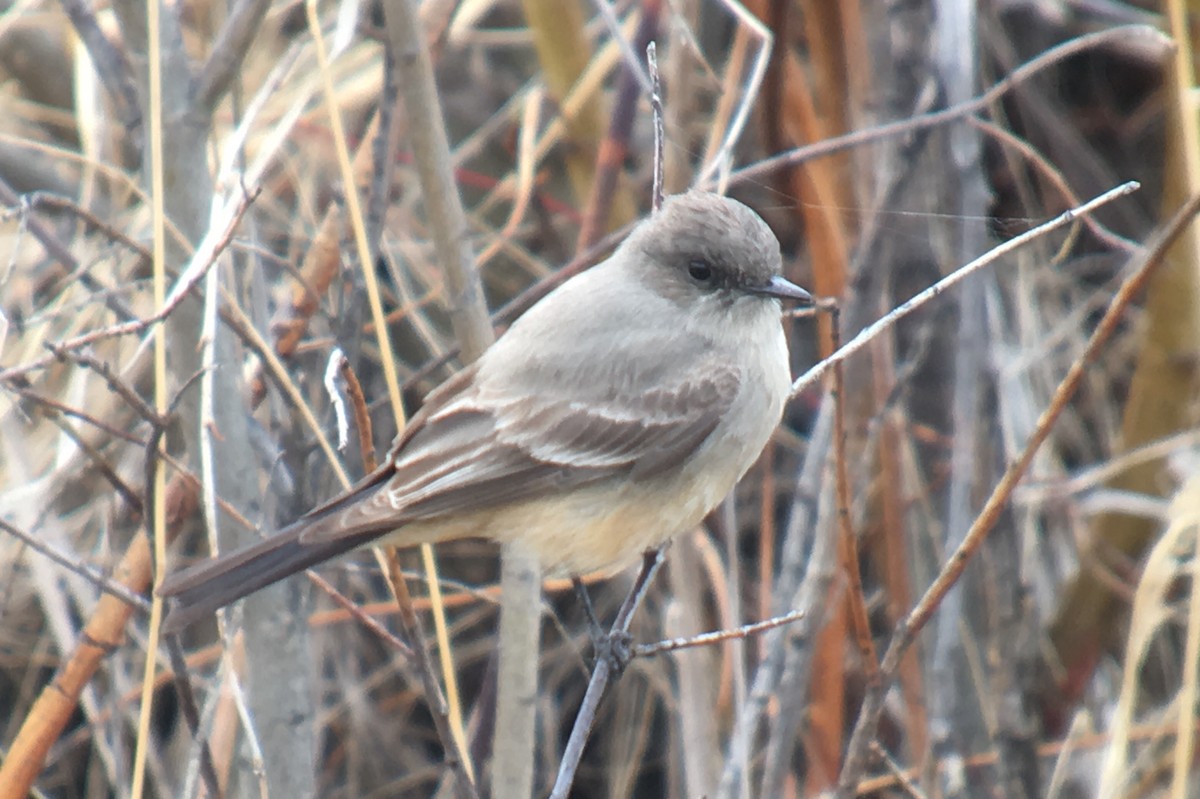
<box><xmin>0</xmin><ymin>0</ymin><xmax>1196</xmax><ymax>797</ymax></box>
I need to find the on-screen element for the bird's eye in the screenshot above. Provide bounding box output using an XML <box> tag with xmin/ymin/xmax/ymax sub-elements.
<box><xmin>687</xmin><ymin>260</ymin><xmax>713</xmax><ymax>283</ymax></box>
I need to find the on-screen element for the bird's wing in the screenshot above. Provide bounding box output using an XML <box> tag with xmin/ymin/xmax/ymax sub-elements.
<box><xmin>297</xmin><ymin>346</ymin><xmax>741</xmax><ymax>543</ymax></box>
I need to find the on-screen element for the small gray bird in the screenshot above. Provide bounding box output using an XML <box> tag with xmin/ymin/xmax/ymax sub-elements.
<box><xmin>159</xmin><ymin>190</ymin><xmax>812</xmax><ymax>632</ymax></box>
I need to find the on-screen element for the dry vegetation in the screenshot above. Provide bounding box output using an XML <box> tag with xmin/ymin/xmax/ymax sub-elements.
<box><xmin>1</xmin><ymin>0</ymin><xmax>1198</xmax><ymax>797</ymax></box>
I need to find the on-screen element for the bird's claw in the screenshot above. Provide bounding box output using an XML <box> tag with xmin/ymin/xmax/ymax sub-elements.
<box><xmin>591</xmin><ymin>628</ymin><xmax>633</xmax><ymax>677</ymax></box>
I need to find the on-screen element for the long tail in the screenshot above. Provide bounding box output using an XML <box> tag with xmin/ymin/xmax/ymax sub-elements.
<box><xmin>157</xmin><ymin>520</ymin><xmax>380</xmax><ymax>634</ymax></box>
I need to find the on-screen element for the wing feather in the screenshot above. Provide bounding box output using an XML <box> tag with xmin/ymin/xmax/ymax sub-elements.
<box><xmin>299</xmin><ymin>336</ymin><xmax>741</xmax><ymax>542</ymax></box>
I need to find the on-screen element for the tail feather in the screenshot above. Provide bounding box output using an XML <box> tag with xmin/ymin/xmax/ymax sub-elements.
<box><xmin>158</xmin><ymin>522</ymin><xmax>378</xmax><ymax>634</ymax></box>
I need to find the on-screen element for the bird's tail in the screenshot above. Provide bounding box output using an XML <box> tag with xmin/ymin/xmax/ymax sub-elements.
<box><xmin>157</xmin><ymin>521</ymin><xmax>379</xmax><ymax>634</ymax></box>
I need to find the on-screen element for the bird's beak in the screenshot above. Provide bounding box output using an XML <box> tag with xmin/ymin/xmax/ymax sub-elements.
<box><xmin>751</xmin><ymin>275</ymin><xmax>814</xmax><ymax>304</ymax></box>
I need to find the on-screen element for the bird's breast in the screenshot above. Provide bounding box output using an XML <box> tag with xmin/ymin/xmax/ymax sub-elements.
<box><xmin>475</xmin><ymin>321</ymin><xmax>792</xmax><ymax>577</ymax></box>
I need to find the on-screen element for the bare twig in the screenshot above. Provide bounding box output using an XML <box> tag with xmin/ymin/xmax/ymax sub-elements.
<box><xmin>834</xmin><ymin>193</ymin><xmax>1200</xmax><ymax>796</ymax></box>
<box><xmin>382</xmin><ymin>550</ymin><xmax>480</xmax><ymax>799</ymax></box>
<box><xmin>968</xmin><ymin>117</ymin><xmax>1139</xmax><ymax>252</ymax></box>
<box><xmin>374</xmin><ymin>0</ymin><xmax>493</xmax><ymax>789</ymax></box>
<box><xmin>161</xmin><ymin>639</ymin><xmax>223</xmax><ymax>798</ymax></box>
<box><xmin>0</xmin><ymin>179</ymin><xmax>138</xmax><ymax>323</ymax></box>
<box><xmin>589</xmin><ymin>0</ymin><xmax>654</xmax><ymax>98</ymax></box>
<box><xmin>929</xmin><ymin>5</ymin><xmax>991</xmax><ymax>786</ymax></box>
<box><xmin>550</xmin><ymin>549</ymin><xmax>665</xmax><ymax>799</ymax></box>
<box><xmin>716</xmin><ymin>399</ymin><xmax>837</xmax><ymax>798</ymax></box>
<box><xmin>791</xmin><ymin>181</ymin><xmax>1141</xmax><ymax>396</ymax></box>
<box><xmin>19</xmin><ymin>191</ymin><xmax>154</xmax><ymax>269</ymax></box>
<box><xmin>576</xmin><ymin>1</ymin><xmax>660</xmax><ymax>250</ymax></box>
<box><xmin>45</xmin><ymin>346</ymin><xmax>165</xmax><ymax>428</ymax></box>
<box><xmin>647</xmin><ymin>41</ymin><xmax>663</xmax><ymax>211</ymax></box>
<box><xmin>0</xmin><ymin>188</ymin><xmax>257</xmax><ymax>386</ymax></box>
<box><xmin>306</xmin><ymin>572</ymin><xmax>414</xmax><ymax>660</ymax></box>
<box><xmin>870</xmin><ymin>741</ymin><xmax>928</xmax><ymax>799</ymax></box>
<box><xmin>0</xmin><ymin>519</ymin><xmax>149</xmax><ymax>611</ymax></box>
<box><xmin>731</xmin><ymin>26</ymin><xmax>1170</xmax><ymax>188</ymax></box>
<box><xmin>694</xmin><ymin>1</ymin><xmax>772</xmax><ymax>187</ymax></box>
<box><xmin>193</xmin><ymin>0</ymin><xmax>272</xmax><ymax>114</ymax></box>
<box><xmin>58</xmin><ymin>0</ymin><xmax>142</xmax><ymax>139</ymax></box>
<box><xmin>830</xmin><ymin>312</ymin><xmax>878</xmax><ymax>681</ymax></box>
<box><xmin>381</xmin><ymin>2</ymin><xmax>491</xmax><ymax>361</ymax></box>
<box><xmin>338</xmin><ymin>353</ymin><xmax>376</xmax><ymax>470</ymax></box>
<box><xmin>0</xmin><ymin>468</ymin><xmax>204</xmax><ymax>799</ymax></box>
<box><xmin>633</xmin><ymin>609</ymin><xmax>805</xmax><ymax>658</ymax></box>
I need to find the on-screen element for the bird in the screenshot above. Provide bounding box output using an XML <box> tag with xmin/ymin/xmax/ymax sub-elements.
<box><xmin>158</xmin><ymin>189</ymin><xmax>812</xmax><ymax>632</ymax></box>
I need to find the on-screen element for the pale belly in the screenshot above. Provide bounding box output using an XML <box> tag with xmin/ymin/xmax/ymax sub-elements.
<box><xmin>387</xmin><ymin>425</ymin><xmax>766</xmax><ymax>576</ymax></box>
<box><xmin>482</xmin><ymin>471</ymin><xmax>728</xmax><ymax>575</ymax></box>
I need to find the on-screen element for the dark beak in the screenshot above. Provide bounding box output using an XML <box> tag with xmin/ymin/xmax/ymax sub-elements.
<box><xmin>751</xmin><ymin>275</ymin><xmax>814</xmax><ymax>304</ymax></box>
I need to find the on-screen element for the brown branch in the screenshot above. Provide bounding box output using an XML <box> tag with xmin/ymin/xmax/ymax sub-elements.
<box><xmin>834</xmin><ymin>193</ymin><xmax>1200</xmax><ymax>797</ymax></box>
<box><xmin>381</xmin><ymin>548</ymin><xmax>480</xmax><ymax>799</ymax></box>
<box><xmin>192</xmin><ymin>0</ymin><xmax>272</xmax><ymax>114</ymax></box>
<box><xmin>0</xmin><ymin>179</ymin><xmax>138</xmax><ymax>323</ymax></box>
<box><xmin>0</xmin><ymin>472</ymin><xmax>202</xmax><ymax>799</ymax></box>
<box><xmin>0</xmin><ymin>188</ymin><xmax>255</xmax><ymax>386</ymax></box>
<box><xmin>831</xmin><ymin>313</ymin><xmax>879</xmax><ymax>676</ymax></box>
<box><xmin>338</xmin><ymin>354</ymin><xmax>375</xmax><ymax>471</ymax></box>
<box><xmin>58</xmin><ymin>0</ymin><xmax>142</xmax><ymax>139</ymax></box>
<box><xmin>731</xmin><ymin>26</ymin><xmax>1170</xmax><ymax>188</ymax></box>
<box><xmin>575</xmin><ymin>0</ymin><xmax>660</xmax><ymax>250</ymax></box>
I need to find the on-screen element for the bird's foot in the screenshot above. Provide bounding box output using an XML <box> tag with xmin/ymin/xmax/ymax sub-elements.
<box><xmin>590</xmin><ymin>628</ymin><xmax>633</xmax><ymax>677</ymax></box>
<box><xmin>573</xmin><ymin>575</ymin><xmax>633</xmax><ymax>677</ymax></box>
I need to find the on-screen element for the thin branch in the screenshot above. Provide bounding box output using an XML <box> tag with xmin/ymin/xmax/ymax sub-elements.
<box><xmin>34</xmin><ymin>409</ymin><xmax>144</xmax><ymax>515</ymax></box>
<box><xmin>0</xmin><ymin>519</ymin><xmax>149</xmax><ymax>612</ymax></box>
<box><xmin>382</xmin><ymin>550</ymin><xmax>481</xmax><ymax>799</ymax></box>
<box><xmin>829</xmin><ymin>312</ymin><xmax>878</xmax><ymax>681</ymax></box>
<box><xmin>0</xmin><ymin>188</ymin><xmax>256</xmax><ymax>386</ymax></box>
<box><xmin>730</xmin><ymin>26</ymin><xmax>1170</xmax><ymax>188</ymax></box>
<box><xmin>161</xmin><ymin>640</ymin><xmax>223</xmax><ymax>798</ymax></box>
<box><xmin>834</xmin><ymin>192</ymin><xmax>1200</xmax><ymax>797</ymax></box>
<box><xmin>716</xmin><ymin>399</ymin><xmax>837</xmax><ymax>798</ymax></box>
<box><xmin>192</xmin><ymin>0</ymin><xmax>273</xmax><ymax>114</ymax></box>
<box><xmin>306</xmin><ymin>572</ymin><xmax>413</xmax><ymax>660</ymax></box>
<box><xmin>633</xmin><ymin>609</ymin><xmax>804</xmax><ymax>658</ymax></box>
<box><xmin>377</xmin><ymin>0</ymin><xmax>491</xmax><ymax>789</ymax></box>
<box><xmin>58</xmin><ymin>0</ymin><xmax>142</xmax><ymax>138</ymax></box>
<box><xmin>19</xmin><ymin>192</ymin><xmax>154</xmax><ymax>269</ymax></box>
<box><xmin>791</xmin><ymin>181</ymin><xmax>1141</xmax><ymax>396</ymax></box>
<box><xmin>647</xmin><ymin>41</ymin><xmax>663</xmax><ymax>211</ymax></box>
<box><xmin>338</xmin><ymin>353</ymin><xmax>376</xmax><ymax>469</ymax></box>
<box><xmin>869</xmin><ymin>742</ymin><xmax>928</xmax><ymax>799</ymax></box>
<box><xmin>46</xmin><ymin>346</ymin><xmax>165</xmax><ymax>428</ymax></box>
<box><xmin>575</xmin><ymin>3</ymin><xmax>660</xmax><ymax>250</ymax></box>
<box><xmin>968</xmin><ymin>117</ymin><xmax>1138</xmax><ymax>252</ymax></box>
<box><xmin>0</xmin><ymin>180</ymin><xmax>138</xmax><ymax>323</ymax></box>
<box><xmin>550</xmin><ymin>549</ymin><xmax>665</xmax><ymax>798</ymax></box>
<box><xmin>589</xmin><ymin>0</ymin><xmax>654</xmax><ymax>98</ymax></box>
<box><xmin>694</xmin><ymin>0</ymin><xmax>772</xmax><ymax>187</ymax></box>
<box><xmin>381</xmin><ymin>0</ymin><xmax>491</xmax><ymax>360</ymax></box>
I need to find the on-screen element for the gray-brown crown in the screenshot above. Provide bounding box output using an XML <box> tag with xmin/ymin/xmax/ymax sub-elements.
<box><xmin>626</xmin><ymin>190</ymin><xmax>783</xmax><ymax>294</ymax></box>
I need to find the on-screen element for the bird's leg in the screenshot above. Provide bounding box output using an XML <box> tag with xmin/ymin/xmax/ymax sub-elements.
<box><xmin>571</xmin><ymin>575</ymin><xmax>603</xmax><ymax>640</ymax></box>
<box><xmin>572</xmin><ymin>576</ymin><xmax>632</xmax><ymax>676</ymax></box>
